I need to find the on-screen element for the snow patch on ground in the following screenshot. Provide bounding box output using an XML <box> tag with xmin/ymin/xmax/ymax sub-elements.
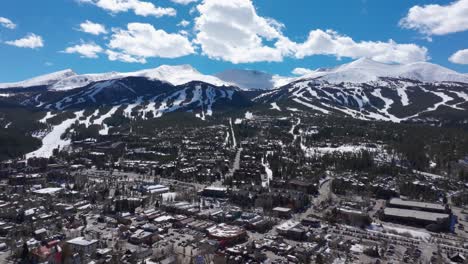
<box><xmin>293</xmin><ymin>98</ymin><xmax>330</xmax><ymax>114</ymax></box>
<box><xmin>368</xmin><ymin>224</ymin><xmax>431</xmax><ymax>242</ymax></box>
<box><xmin>39</xmin><ymin>111</ymin><xmax>57</xmax><ymax>123</ymax></box>
<box><xmin>261</xmin><ymin>157</ymin><xmax>273</xmax><ymax>188</ymax></box>
<box><xmin>27</xmin><ymin>111</ymin><xmax>84</xmax><ymax>158</ymax></box>
<box><xmin>245</xmin><ymin>111</ymin><xmax>254</xmax><ymax>120</ymax></box>
<box><xmin>229</xmin><ymin>118</ymin><xmax>237</xmax><ymax>148</ymax></box>
<box><xmin>123</xmin><ymin>96</ymin><xmax>144</xmax><ymax>119</ymax></box>
<box><xmin>396</xmin><ymin>85</ymin><xmax>410</xmax><ymax>106</ymax></box>
<box><xmin>270</xmin><ymin>102</ymin><xmax>281</xmax><ymax>111</ymax></box>
<box><xmin>93</xmin><ymin>106</ymin><xmax>120</xmax><ymax>135</ymax></box>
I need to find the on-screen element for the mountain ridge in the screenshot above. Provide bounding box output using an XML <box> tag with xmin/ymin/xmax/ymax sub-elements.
<box><xmin>3</xmin><ymin>58</ymin><xmax>468</xmax><ymax>92</ymax></box>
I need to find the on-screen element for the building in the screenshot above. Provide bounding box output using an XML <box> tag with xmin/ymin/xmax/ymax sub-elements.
<box><xmin>207</xmin><ymin>224</ymin><xmax>247</xmax><ymax>246</ymax></box>
<box><xmin>272</xmin><ymin>207</ymin><xmax>292</xmax><ymax>219</ymax></box>
<box><xmin>143</xmin><ymin>184</ymin><xmax>170</xmax><ymax>195</ymax></box>
<box><xmin>129</xmin><ymin>229</ymin><xmax>155</xmax><ymax>245</ymax></box>
<box><xmin>32</xmin><ymin>187</ymin><xmax>63</xmax><ymax>196</ymax></box>
<box><xmin>387</xmin><ymin>198</ymin><xmax>449</xmax><ymax>214</ymax></box>
<box><xmin>288</xmin><ymin>179</ymin><xmax>317</xmax><ymax>195</ymax></box>
<box><xmin>202</xmin><ymin>187</ymin><xmax>228</xmax><ymax>198</ymax></box>
<box><xmin>335</xmin><ymin>207</ymin><xmax>371</xmax><ymax>227</ymax></box>
<box><xmin>382</xmin><ymin>207</ymin><xmax>450</xmax><ymax>229</ymax></box>
<box><xmin>66</xmin><ymin>237</ymin><xmax>98</xmax><ymax>256</ymax></box>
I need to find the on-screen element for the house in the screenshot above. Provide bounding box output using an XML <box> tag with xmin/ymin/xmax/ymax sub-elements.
<box><xmin>66</xmin><ymin>237</ymin><xmax>98</xmax><ymax>257</ymax></box>
<box><xmin>129</xmin><ymin>229</ymin><xmax>154</xmax><ymax>245</ymax></box>
<box><xmin>272</xmin><ymin>207</ymin><xmax>292</xmax><ymax>219</ymax></box>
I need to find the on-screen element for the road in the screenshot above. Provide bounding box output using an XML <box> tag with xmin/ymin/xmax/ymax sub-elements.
<box><xmin>227</xmin><ymin>147</ymin><xmax>243</xmax><ymax>179</ymax></box>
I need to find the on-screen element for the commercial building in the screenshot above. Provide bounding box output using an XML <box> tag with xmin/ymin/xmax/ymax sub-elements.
<box><xmin>387</xmin><ymin>198</ymin><xmax>448</xmax><ymax>214</ymax></box>
<box><xmin>382</xmin><ymin>207</ymin><xmax>450</xmax><ymax>228</ymax></box>
<box><xmin>207</xmin><ymin>224</ymin><xmax>247</xmax><ymax>246</ymax></box>
<box><xmin>66</xmin><ymin>237</ymin><xmax>98</xmax><ymax>256</ymax></box>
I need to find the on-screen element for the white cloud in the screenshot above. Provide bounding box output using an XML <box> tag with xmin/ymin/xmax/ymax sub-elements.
<box><xmin>292</xmin><ymin>68</ymin><xmax>314</xmax><ymax>76</ymax></box>
<box><xmin>0</xmin><ymin>17</ymin><xmax>16</xmax><ymax>29</ymax></box>
<box><xmin>400</xmin><ymin>0</ymin><xmax>468</xmax><ymax>36</ymax></box>
<box><xmin>194</xmin><ymin>0</ymin><xmax>287</xmax><ymax>64</ymax></box>
<box><xmin>290</xmin><ymin>29</ymin><xmax>429</xmax><ymax>64</ymax></box>
<box><xmin>178</xmin><ymin>20</ymin><xmax>190</xmax><ymax>27</ymax></box>
<box><xmin>106</xmin><ymin>50</ymin><xmax>146</xmax><ymax>63</ymax></box>
<box><xmin>79</xmin><ymin>20</ymin><xmax>108</xmax><ymax>35</ymax></box>
<box><xmin>5</xmin><ymin>33</ymin><xmax>44</xmax><ymax>49</ymax></box>
<box><xmin>107</xmin><ymin>23</ymin><xmax>195</xmax><ymax>63</ymax></box>
<box><xmin>179</xmin><ymin>30</ymin><xmax>189</xmax><ymax>36</ymax></box>
<box><xmin>63</xmin><ymin>42</ymin><xmax>104</xmax><ymax>58</ymax></box>
<box><xmin>193</xmin><ymin>0</ymin><xmax>428</xmax><ymax>64</ymax></box>
<box><xmin>449</xmin><ymin>49</ymin><xmax>468</xmax><ymax>64</ymax></box>
<box><xmin>171</xmin><ymin>0</ymin><xmax>198</xmax><ymax>5</ymax></box>
<box><xmin>78</xmin><ymin>0</ymin><xmax>176</xmax><ymax>17</ymax></box>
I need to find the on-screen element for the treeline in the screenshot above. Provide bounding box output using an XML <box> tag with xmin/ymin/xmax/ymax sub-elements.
<box><xmin>0</xmin><ymin>131</ymin><xmax>41</xmax><ymax>160</ymax></box>
<box><xmin>301</xmin><ymin>115</ymin><xmax>468</xmax><ymax>172</ymax></box>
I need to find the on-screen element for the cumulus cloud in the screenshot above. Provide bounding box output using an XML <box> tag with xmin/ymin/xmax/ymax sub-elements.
<box><xmin>5</xmin><ymin>33</ymin><xmax>44</xmax><ymax>49</ymax></box>
<box><xmin>449</xmin><ymin>49</ymin><xmax>468</xmax><ymax>64</ymax></box>
<box><xmin>79</xmin><ymin>20</ymin><xmax>108</xmax><ymax>35</ymax></box>
<box><xmin>63</xmin><ymin>42</ymin><xmax>104</xmax><ymax>58</ymax></box>
<box><xmin>0</xmin><ymin>17</ymin><xmax>16</xmax><ymax>29</ymax></box>
<box><xmin>106</xmin><ymin>50</ymin><xmax>146</xmax><ymax>63</ymax></box>
<box><xmin>107</xmin><ymin>23</ymin><xmax>195</xmax><ymax>63</ymax></box>
<box><xmin>171</xmin><ymin>0</ymin><xmax>198</xmax><ymax>5</ymax></box>
<box><xmin>78</xmin><ymin>0</ymin><xmax>176</xmax><ymax>17</ymax></box>
<box><xmin>400</xmin><ymin>0</ymin><xmax>468</xmax><ymax>36</ymax></box>
<box><xmin>290</xmin><ymin>29</ymin><xmax>429</xmax><ymax>64</ymax></box>
<box><xmin>178</xmin><ymin>20</ymin><xmax>190</xmax><ymax>27</ymax></box>
<box><xmin>194</xmin><ymin>0</ymin><xmax>287</xmax><ymax>64</ymax></box>
<box><xmin>193</xmin><ymin>0</ymin><xmax>428</xmax><ymax>64</ymax></box>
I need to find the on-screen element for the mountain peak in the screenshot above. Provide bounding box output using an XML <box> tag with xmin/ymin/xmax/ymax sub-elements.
<box><xmin>153</xmin><ymin>64</ymin><xmax>198</xmax><ymax>73</ymax></box>
<box><xmin>0</xmin><ymin>69</ymin><xmax>77</xmax><ymax>89</ymax></box>
<box><xmin>300</xmin><ymin>58</ymin><xmax>468</xmax><ymax>84</ymax></box>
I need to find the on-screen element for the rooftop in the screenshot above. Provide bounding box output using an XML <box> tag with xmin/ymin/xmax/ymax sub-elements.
<box><xmin>33</xmin><ymin>187</ymin><xmax>63</xmax><ymax>195</ymax></box>
<box><xmin>67</xmin><ymin>237</ymin><xmax>98</xmax><ymax>247</ymax></box>
<box><xmin>388</xmin><ymin>198</ymin><xmax>446</xmax><ymax>211</ymax></box>
<box><xmin>384</xmin><ymin>207</ymin><xmax>450</xmax><ymax>222</ymax></box>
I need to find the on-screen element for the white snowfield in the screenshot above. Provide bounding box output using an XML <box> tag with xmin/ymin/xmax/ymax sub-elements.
<box><xmin>26</xmin><ymin>111</ymin><xmax>84</xmax><ymax>158</ymax></box>
<box><xmin>0</xmin><ymin>65</ymin><xmax>232</xmax><ymax>91</ymax></box>
<box><xmin>0</xmin><ymin>69</ymin><xmax>76</xmax><ymax>89</ymax></box>
<box><xmin>266</xmin><ymin>71</ymin><xmax>468</xmax><ymax>123</ymax></box>
<box><xmin>297</xmin><ymin>58</ymin><xmax>468</xmax><ymax>84</ymax></box>
<box><xmin>2</xmin><ymin>59</ymin><xmax>467</xmax><ymax>92</ymax></box>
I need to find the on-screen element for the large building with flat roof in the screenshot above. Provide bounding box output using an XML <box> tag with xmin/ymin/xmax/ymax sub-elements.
<box><xmin>387</xmin><ymin>198</ymin><xmax>448</xmax><ymax>213</ymax></box>
<box><xmin>383</xmin><ymin>207</ymin><xmax>450</xmax><ymax>227</ymax></box>
<box><xmin>382</xmin><ymin>198</ymin><xmax>452</xmax><ymax>231</ymax></box>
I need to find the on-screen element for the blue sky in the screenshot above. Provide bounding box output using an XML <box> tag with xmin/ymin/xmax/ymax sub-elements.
<box><xmin>0</xmin><ymin>0</ymin><xmax>467</xmax><ymax>82</ymax></box>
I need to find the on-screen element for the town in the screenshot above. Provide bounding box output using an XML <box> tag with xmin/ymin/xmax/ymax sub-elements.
<box><xmin>0</xmin><ymin>110</ymin><xmax>467</xmax><ymax>264</ymax></box>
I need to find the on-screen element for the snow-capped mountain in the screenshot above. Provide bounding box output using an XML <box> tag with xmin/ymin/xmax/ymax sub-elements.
<box><xmin>0</xmin><ymin>65</ymin><xmax>232</xmax><ymax>91</ymax></box>
<box><xmin>295</xmin><ymin>58</ymin><xmax>468</xmax><ymax>84</ymax></box>
<box><xmin>1</xmin><ymin>59</ymin><xmax>467</xmax><ymax>126</ymax></box>
<box><xmin>215</xmin><ymin>69</ymin><xmax>293</xmax><ymax>90</ymax></box>
<box><xmin>256</xmin><ymin>76</ymin><xmax>468</xmax><ymax>123</ymax></box>
<box><xmin>0</xmin><ymin>69</ymin><xmax>77</xmax><ymax>89</ymax></box>
<box><xmin>249</xmin><ymin>58</ymin><xmax>468</xmax><ymax>123</ymax></box>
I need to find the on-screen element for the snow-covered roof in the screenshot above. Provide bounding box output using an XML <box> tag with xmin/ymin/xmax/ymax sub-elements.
<box><xmin>0</xmin><ymin>65</ymin><xmax>233</xmax><ymax>91</ymax></box>
<box><xmin>67</xmin><ymin>237</ymin><xmax>98</xmax><ymax>246</ymax></box>
<box><xmin>298</xmin><ymin>58</ymin><xmax>468</xmax><ymax>84</ymax></box>
<box><xmin>33</xmin><ymin>187</ymin><xmax>63</xmax><ymax>195</ymax></box>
